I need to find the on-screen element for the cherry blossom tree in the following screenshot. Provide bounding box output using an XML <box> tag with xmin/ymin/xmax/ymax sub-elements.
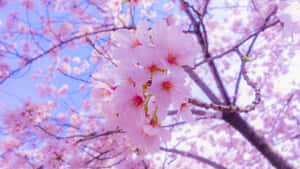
<box><xmin>0</xmin><ymin>0</ymin><xmax>299</xmax><ymax>169</ymax></box>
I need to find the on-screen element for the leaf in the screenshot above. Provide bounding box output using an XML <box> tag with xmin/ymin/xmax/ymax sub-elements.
<box><xmin>243</xmin><ymin>55</ymin><xmax>252</xmax><ymax>62</ymax></box>
<box><xmin>144</xmin><ymin>94</ymin><xmax>152</xmax><ymax>113</ymax></box>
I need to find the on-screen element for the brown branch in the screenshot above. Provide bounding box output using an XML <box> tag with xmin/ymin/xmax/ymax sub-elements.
<box><xmin>185</xmin><ymin>1</ymin><xmax>210</xmax><ymax>49</ymax></box>
<box><xmin>163</xmin><ymin>115</ymin><xmax>220</xmax><ymax>128</ymax></box>
<box><xmin>232</xmin><ymin>58</ymin><xmax>245</xmax><ymax>104</ymax></box>
<box><xmin>183</xmin><ymin>65</ymin><xmax>221</xmax><ymax>104</ymax></box>
<box><xmin>180</xmin><ymin>0</ymin><xmax>207</xmax><ymax>52</ymax></box>
<box><xmin>203</xmin><ymin>0</ymin><xmax>211</xmax><ymax>15</ymax></box>
<box><xmin>182</xmin><ymin>2</ymin><xmax>293</xmax><ymax>168</ymax></box>
<box><xmin>86</xmin><ymin>37</ymin><xmax>118</xmax><ymax>67</ymax></box>
<box><xmin>181</xmin><ymin>0</ymin><xmax>230</xmax><ymax>104</ymax></box>
<box><xmin>235</xmin><ymin>49</ymin><xmax>261</xmax><ymax>107</ymax></box>
<box><xmin>85</xmin><ymin>149</ymin><xmax>113</xmax><ymax>165</ymax></box>
<box><xmin>0</xmin><ymin>26</ymin><xmax>134</xmax><ymax>85</ymax></box>
<box><xmin>142</xmin><ymin>160</ymin><xmax>149</xmax><ymax>169</ymax></box>
<box><xmin>271</xmin><ymin>94</ymin><xmax>295</xmax><ymax>135</ymax></box>
<box><xmin>76</xmin><ymin>129</ymin><xmax>124</xmax><ymax>144</ymax></box>
<box><xmin>230</xmin><ymin>5</ymin><xmax>275</xmax><ymax>105</ymax></box>
<box><xmin>35</xmin><ymin>125</ymin><xmax>85</xmax><ymax>140</ymax></box>
<box><xmin>160</xmin><ymin>147</ymin><xmax>227</xmax><ymax>169</ymax></box>
<box><xmin>168</xmin><ymin>109</ymin><xmax>206</xmax><ymax>116</ymax></box>
<box><xmin>231</xmin><ymin>5</ymin><xmax>277</xmax><ymax>95</ymax></box>
<box><xmin>222</xmin><ymin>113</ymin><xmax>294</xmax><ymax>169</ymax></box>
<box><xmin>98</xmin><ymin>157</ymin><xmax>126</xmax><ymax>168</ymax></box>
<box><xmin>166</xmin><ymin>109</ymin><xmax>222</xmax><ymax>127</ymax></box>
<box><xmin>192</xmin><ymin>19</ymin><xmax>280</xmax><ymax>69</ymax></box>
<box><xmin>58</xmin><ymin>69</ymin><xmax>91</xmax><ymax>83</ymax></box>
<box><xmin>189</xmin><ymin>98</ymin><xmax>259</xmax><ymax>113</ymax></box>
<box><xmin>221</xmin><ymin>13</ymin><xmax>293</xmax><ymax>169</ymax></box>
<box><xmin>35</xmin><ymin>125</ymin><xmax>123</xmax><ymax>143</ymax></box>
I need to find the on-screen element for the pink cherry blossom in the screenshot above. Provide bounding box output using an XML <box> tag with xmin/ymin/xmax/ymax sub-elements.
<box><xmin>20</xmin><ymin>0</ymin><xmax>34</xmax><ymax>11</ymax></box>
<box><xmin>0</xmin><ymin>1</ymin><xmax>299</xmax><ymax>169</ymax></box>
<box><xmin>0</xmin><ymin>0</ymin><xmax>8</xmax><ymax>9</ymax></box>
<box><xmin>56</xmin><ymin>84</ymin><xmax>69</xmax><ymax>97</ymax></box>
<box><xmin>151</xmin><ymin>20</ymin><xmax>197</xmax><ymax>67</ymax></box>
<box><xmin>148</xmin><ymin>70</ymin><xmax>190</xmax><ymax>110</ymax></box>
<box><xmin>112</xmin><ymin>84</ymin><xmax>145</xmax><ymax>130</ymax></box>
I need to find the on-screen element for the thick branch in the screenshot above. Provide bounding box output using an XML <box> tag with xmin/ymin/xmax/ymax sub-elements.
<box><xmin>183</xmin><ymin>65</ymin><xmax>221</xmax><ymax>104</ymax></box>
<box><xmin>180</xmin><ymin>0</ymin><xmax>230</xmax><ymax>104</ymax></box>
<box><xmin>222</xmin><ymin>113</ymin><xmax>293</xmax><ymax>169</ymax></box>
<box><xmin>182</xmin><ymin>2</ymin><xmax>292</xmax><ymax>168</ymax></box>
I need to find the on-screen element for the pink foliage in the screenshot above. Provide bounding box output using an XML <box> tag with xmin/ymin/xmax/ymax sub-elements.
<box><xmin>20</xmin><ymin>0</ymin><xmax>34</xmax><ymax>10</ymax></box>
<box><xmin>0</xmin><ymin>0</ymin><xmax>299</xmax><ymax>169</ymax></box>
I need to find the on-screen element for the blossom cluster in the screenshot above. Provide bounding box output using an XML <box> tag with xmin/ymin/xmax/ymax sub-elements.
<box><xmin>92</xmin><ymin>20</ymin><xmax>198</xmax><ymax>154</ymax></box>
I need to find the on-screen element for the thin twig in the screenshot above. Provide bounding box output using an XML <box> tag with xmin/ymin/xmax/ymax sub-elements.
<box><xmin>35</xmin><ymin>125</ymin><xmax>123</xmax><ymax>143</ymax></box>
<box><xmin>86</xmin><ymin>37</ymin><xmax>118</xmax><ymax>67</ymax></box>
<box><xmin>160</xmin><ymin>147</ymin><xmax>228</xmax><ymax>169</ymax></box>
<box><xmin>58</xmin><ymin>69</ymin><xmax>91</xmax><ymax>83</ymax></box>
<box><xmin>0</xmin><ymin>26</ymin><xmax>133</xmax><ymax>85</ymax></box>
<box><xmin>192</xmin><ymin>19</ymin><xmax>280</xmax><ymax>69</ymax></box>
<box><xmin>168</xmin><ymin>109</ymin><xmax>206</xmax><ymax>116</ymax></box>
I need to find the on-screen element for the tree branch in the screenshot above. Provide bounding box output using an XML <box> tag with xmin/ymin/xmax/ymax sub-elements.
<box><xmin>160</xmin><ymin>147</ymin><xmax>227</xmax><ymax>169</ymax></box>
<box><xmin>183</xmin><ymin>65</ymin><xmax>221</xmax><ymax>104</ymax></box>
<box><xmin>180</xmin><ymin>0</ymin><xmax>230</xmax><ymax>104</ymax></box>
<box><xmin>182</xmin><ymin>2</ymin><xmax>293</xmax><ymax>168</ymax></box>
<box><xmin>58</xmin><ymin>69</ymin><xmax>91</xmax><ymax>83</ymax></box>
<box><xmin>0</xmin><ymin>26</ymin><xmax>134</xmax><ymax>85</ymax></box>
<box><xmin>35</xmin><ymin>125</ymin><xmax>123</xmax><ymax>143</ymax></box>
<box><xmin>192</xmin><ymin>19</ymin><xmax>280</xmax><ymax>68</ymax></box>
<box><xmin>189</xmin><ymin>97</ymin><xmax>260</xmax><ymax>113</ymax></box>
<box><xmin>222</xmin><ymin>113</ymin><xmax>293</xmax><ymax>169</ymax></box>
